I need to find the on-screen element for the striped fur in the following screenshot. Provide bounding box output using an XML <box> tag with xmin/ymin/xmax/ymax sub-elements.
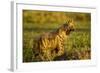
<box><xmin>32</xmin><ymin>20</ymin><xmax>75</xmax><ymax>61</ymax></box>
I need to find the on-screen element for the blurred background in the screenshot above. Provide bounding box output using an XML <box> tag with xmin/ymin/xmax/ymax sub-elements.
<box><xmin>23</xmin><ymin>10</ymin><xmax>91</xmax><ymax>62</ymax></box>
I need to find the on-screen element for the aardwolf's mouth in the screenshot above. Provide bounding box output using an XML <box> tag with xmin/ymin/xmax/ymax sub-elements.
<box><xmin>70</xmin><ymin>27</ymin><xmax>75</xmax><ymax>31</ymax></box>
<box><xmin>65</xmin><ymin>26</ymin><xmax>75</xmax><ymax>35</ymax></box>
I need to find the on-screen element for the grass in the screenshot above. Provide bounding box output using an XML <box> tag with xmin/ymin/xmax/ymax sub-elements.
<box><xmin>23</xmin><ymin>10</ymin><xmax>91</xmax><ymax>62</ymax></box>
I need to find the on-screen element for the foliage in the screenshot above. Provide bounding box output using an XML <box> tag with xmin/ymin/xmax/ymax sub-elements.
<box><xmin>23</xmin><ymin>10</ymin><xmax>91</xmax><ymax>62</ymax></box>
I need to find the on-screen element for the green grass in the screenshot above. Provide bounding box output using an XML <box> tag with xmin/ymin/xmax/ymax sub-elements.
<box><xmin>23</xmin><ymin>21</ymin><xmax>91</xmax><ymax>62</ymax></box>
<box><xmin>23</xmin><ymin>10</ymin><xmax>91</xmax><ymax>62</ymax></box>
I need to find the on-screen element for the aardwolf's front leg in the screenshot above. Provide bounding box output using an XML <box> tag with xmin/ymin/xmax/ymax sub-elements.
<box><xmin>56</xmin><ymin>43</ymin><xmax>65</xmax><ymax>56</ymax></box>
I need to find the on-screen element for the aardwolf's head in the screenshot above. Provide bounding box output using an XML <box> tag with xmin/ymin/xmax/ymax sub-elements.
<box><xmin>62</xmin><ymin>19</ymin><xmax>75</xmax><ymax>35</ymax></box>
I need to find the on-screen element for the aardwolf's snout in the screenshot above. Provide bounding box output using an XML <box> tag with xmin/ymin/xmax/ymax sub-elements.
<box><xmin>70</xmin><ymin>25</ymin><xmax>75</xmax><ymax>31</ymax></box>
<box><xmin>68</xmin><ymin>20</ymin><xmax>75</xmax><ymax>31</ymax></box>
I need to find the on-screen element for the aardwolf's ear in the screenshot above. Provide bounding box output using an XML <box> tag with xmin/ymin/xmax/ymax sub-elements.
<box><xmin>63</xmin><ymin>19</ymin><xmax>72</xmax><ymax>27</ymax></box>
<box><xmin>66</xmin><ymin>19</ymin><xmax>73</xmax><ymax>24</ymax></box>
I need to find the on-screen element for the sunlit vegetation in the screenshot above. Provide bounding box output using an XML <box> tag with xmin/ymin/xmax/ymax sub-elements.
<box><xmin>23</xmin><ymin>10</ymin><xmax>91</xmax><ymax>62</ymax></box>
